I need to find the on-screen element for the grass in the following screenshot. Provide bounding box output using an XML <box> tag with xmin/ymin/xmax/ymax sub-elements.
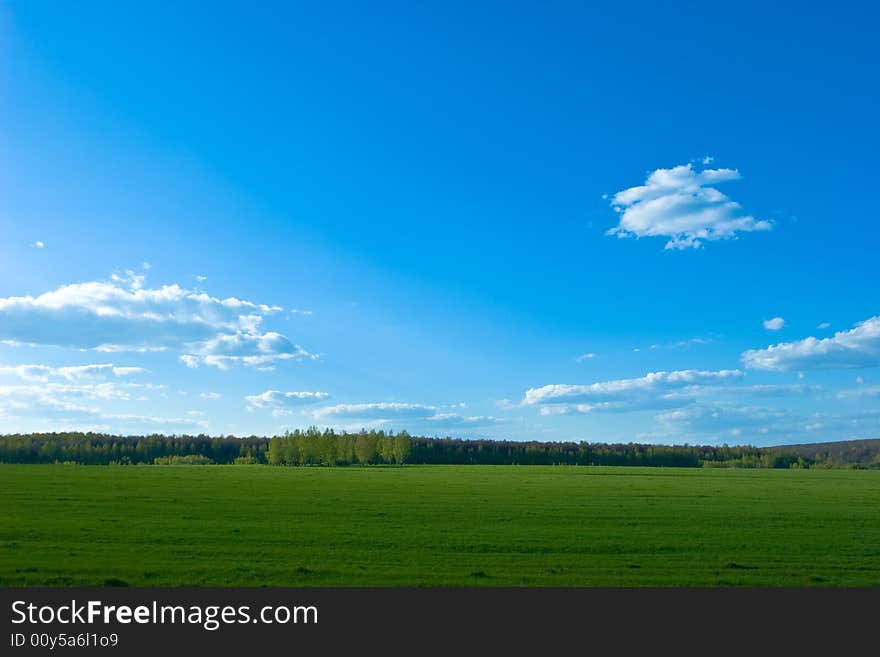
<box><xmin>2</xmin><ymin>464</ymin><xmax>880</xmax><ymax>586</ymax></box>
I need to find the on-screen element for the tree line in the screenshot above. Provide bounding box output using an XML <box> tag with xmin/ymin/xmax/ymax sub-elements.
<box><xmin>0</xmin><ymin>432</ymin><xmax>267</xmax><ymax>466</ymax></box>
<box><xmin>1</xmin><ymin>429</ymin><xmax>871</xmax><ymax>468</ymax></box>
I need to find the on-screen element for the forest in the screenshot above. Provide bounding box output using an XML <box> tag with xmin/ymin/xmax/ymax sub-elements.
<box><xmin>2</xmin><ymin>429</ymin><xmax>878</xmax><ymax>468</ymax></box>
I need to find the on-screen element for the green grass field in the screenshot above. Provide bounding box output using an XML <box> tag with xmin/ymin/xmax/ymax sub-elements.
<box><xmin>2</xmin><ymin>464</ymin><xmax>880</xmax><ymax>586</ymax></box>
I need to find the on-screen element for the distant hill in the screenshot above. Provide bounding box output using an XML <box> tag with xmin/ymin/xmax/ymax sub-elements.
<box><xmin>770</xmin><ymin>439</ymin><xmax>880</xmax><ymax>467</ymax></box>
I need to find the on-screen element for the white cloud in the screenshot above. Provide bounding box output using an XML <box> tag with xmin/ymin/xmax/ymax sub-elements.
<box><xmin>0</xmin><ymin>365</ymin><xmax>55</xmax><ymax>382</ymax></box>
<box><xmin>246</xmin><ymin>390</ymin><xmax>330</xmax><ymax>416</ymax></box>
<box><xmin>32</xmin><ymin>241</ymin><xmax>45</xmax><ymax>249</ymax></box>
<box><xmin>189</xmin><ymin>331</ymin><xmax>317</xmax><ymax>370</ymax></box>
<box><xmin>763</xmin><ymin>317</ymin><xmax>785</xmax><ymax>331</ymax></box>
<box><xmin>743</xmin><ymin>316</ymin><xmax>880</xmax><ymax>371</ymax></box>
<box><xmin>0</xmin><ymin>363</ymin><xmax>147</xmax><ymax>383</ymax></box>
<box><xmin>817</xmin><ymin>322</ymin><xmax>831</xmax><ymax>330</ymax></box>
<box><xmin>606</xmin><ymin>163</ymin><xmax>771</xmax><ymax>250</ymax></box>
<box><xmin>649</xmin><ymin>337</ymin><xmax>712</xmax><ymax>350</ymax></box>
<box><xmin>576</xmin><ymin>353</ymin><xmax>596</xmax><ymax>362</ymax></box>
<box><xmin>199</xmin><ymin>392</ymin><xmax>222</xmax><ymax>399</ymax></box>
<box><xmin>522</xmin><ymin>369</ymin><xmax>743</xmax><ymax>413</ymax></box>
<box><xmin>424</xmin><ymin>413</ymin><xmax>505</xmax><ymax>427</ymax></box>
<box><xmin>0</xmin><ymin>274</ymin><xmax>310</xmax><ymax>369</ymax></box>
<box><xmin>110</xmin><ymin>269</ymin><xmax>146</xmax><ymax>290</ymax></box>
<box><xmin>195</xmin><ymin>275</ymin><xmax>207</xmax><ymax>282</ymax></box>
<box><xmin>0</xmin><ymin>382</ymin><xmax>151</xmax><ymax>404</ymax></box>
<box><xmin>311</xmin><ymin>401</ymin><xmax>502</xmax><ymax>429</ymax></box>
<box><xmin>314</xmin><ymin>402</ymin><xmax>438</xmax><ymax>420</ymax></box>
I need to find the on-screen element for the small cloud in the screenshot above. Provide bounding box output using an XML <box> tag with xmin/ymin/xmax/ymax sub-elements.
<box><xmin>142</xmin><ymin>262</ymin><xmax>152</xmax><ymax>270</ymax></box>
<box><xmin>817</xmin><ymin>322</ymin><xmax>831</xmax><ymax>329</ymax></box>
<box><xmin>32</xmin><ymin>241</ymin><xmax>45</xmax><ymax>249</ymax></box>
<box><xmin>701</xmin><ymin>156</ymin><xmax>714</xmax><ymax>165</ymax></box>
<box><xmin>110</xmin><ymin>269</ymin><xmax>145</xmax><ymax>290</ymax></box>
<box><xmin>195</xmin><ymin>275</ymin><xmax>207</xmax><ymax>282</ymax></box>
<box><xmin>290</xmin><ymin>309</ymin><xmax>314</xmax><ymax>316</ymax></box>
<box><xmin>199</xmin><ymin>392</ymin><xmax>222</xmax><ymax>399</ymax></box>
<box><xmin>247</xmin><ymin>390</ymin><xmax>330</xmax><ymax>416</ymax></box>
<box><xmin>763</xmin><ymin>317</ymin><xmax>785</xmax><ymax>331</ymax></box>
<box><xmin>576</xmin><ymin>353</ymin><xmax>596</xmax><ymax>362</ymax></box>
<box><xmin>606</xmin><ymin>163</ymin><xmax>770</xmax><ymax>250</ymax></box>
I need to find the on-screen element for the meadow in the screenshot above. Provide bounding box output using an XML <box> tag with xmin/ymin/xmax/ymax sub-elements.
<box><xmin>2</xmin><ymin>464</ymin><xmax>879</xmax><ymax>587</ymax></box>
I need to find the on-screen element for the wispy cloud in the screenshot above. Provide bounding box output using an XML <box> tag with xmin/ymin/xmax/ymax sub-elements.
<box><xmin>606</xmin><ymin>163</ymin><xmax>771</xmax><ymax>250</ymax></box>
<box><xmin>655</xmin><ymin>403</ymin><xmax>880</xmax><ymax>445</ymax></box>
<box><xmin>0</xmin><ymin>382</ymin><xmax>159</xmax><ymax>404</ymax></box>
<box><xmin>0</xmin><ymin>363</ymin><xmax>147</xmax><ymax>383</ymax></box>
<box><xmin>835</xmin><ymin>385</ymin><xmax>880</xmax><ymax>400</ymax></box>
<box><xmin>424</xmin><ymin>413</ymin><xmax>506</xmax><ymax>427</ymax></box>
<box><xmin>0</xmin><ymin>379</ymin><xmax>199</xmax><ymax>433</ymax></box>
<box><xmin>522</xmin><ymin>369</ymin><xmax>743</xmax><ymax>414</ymax></box>
<box><xmin>656</xmin><ymin>403</ymin><xmax>801</xmax><ymax>442</ymax></box>
<box><xmin>648</xmin><ymin>337</ymin><xmax>712</xmax><ymax>350</ymax></box>
<box><xmin>312</xmin><ymin>402</ymin><xmax>504</xmax><ymax>429</ymax></box>
<box><xmin>314</xmin><ymin>402</ymin><xmax>438</xmax><ymax>420</ymax></box>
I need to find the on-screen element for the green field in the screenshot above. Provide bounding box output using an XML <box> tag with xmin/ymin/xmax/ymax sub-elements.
<box><xmin>2</xmin><ymin>464</ymin><xmax>880</xmax><ymax>586</ymax></box>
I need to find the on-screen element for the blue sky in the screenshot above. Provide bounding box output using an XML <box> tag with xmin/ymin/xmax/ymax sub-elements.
<box><xmin>1</xmin><ymin>1</ymin><xmax>879</xmax><ymax>444</ymax></box>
